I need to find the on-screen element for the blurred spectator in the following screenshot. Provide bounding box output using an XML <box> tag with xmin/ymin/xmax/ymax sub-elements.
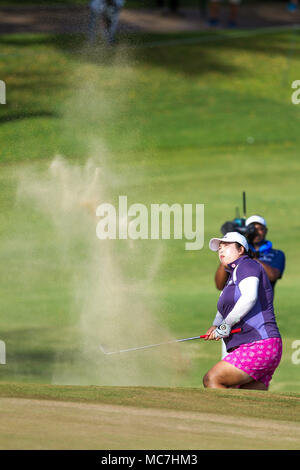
<box><xmin>287</xmin><ymin>0</ymin><xmax>298</xmax><ymax>12</ymax></box>
<box><xmin>157</xmin><ymin>0</ymin><xmax>181</xmax><ymax>16</ymax></box>
<box><xmin>208</xmin><ymin>0</ymin><xmax>240</xmax><ymax>28</ymax></box>
<box><xmin>88</xmin><ymin>0</ymin><xmax>125</xmax><ymax>44</ymax></box>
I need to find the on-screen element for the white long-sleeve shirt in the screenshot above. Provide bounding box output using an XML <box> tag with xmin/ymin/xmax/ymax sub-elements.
<box><xmin>213</xmin><ymin>276</ymin><xmax>259</xmax><ymax>327</ymax></box>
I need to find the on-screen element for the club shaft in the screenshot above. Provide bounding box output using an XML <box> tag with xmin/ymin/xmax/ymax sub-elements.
<box><xmin>102</xmin><ymin>328</ymin><xmax>241</xmax><ymax>355</ymax></box>
<box><xmin>105</xmin><ymin>337</ymin><xmax>199</xmax><ymax>355</ymax></box>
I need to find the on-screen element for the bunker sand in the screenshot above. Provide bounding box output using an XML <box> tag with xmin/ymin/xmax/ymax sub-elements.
<box><xmin>0</xmin><ymin>396</ymin><xmax>299</xmax><ymax>449</ymax></box>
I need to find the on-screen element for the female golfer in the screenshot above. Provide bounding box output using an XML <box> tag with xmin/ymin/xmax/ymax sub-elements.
<box><xmin>203</xmin><ymin>232</ymin><xmax>282</xmax><ymax>390</ymax></box>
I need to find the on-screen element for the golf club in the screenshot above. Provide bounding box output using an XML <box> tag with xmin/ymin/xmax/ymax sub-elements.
<box><xmin>99</xmin><ymin>328</ymin><xmax>242</xmax><ymax>355</ymax></box>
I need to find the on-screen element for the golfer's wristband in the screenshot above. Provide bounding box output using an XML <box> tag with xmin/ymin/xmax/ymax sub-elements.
<box><xmin>213</xmin><ymin>311</ymin><xmax>223</xmax><ymax>327</ymax></box>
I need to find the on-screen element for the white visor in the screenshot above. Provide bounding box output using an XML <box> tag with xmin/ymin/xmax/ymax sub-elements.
<box><xmin>246</xmin><ymin>215</ymin><xmax>267</xmax><ymax>227</ymax></box>
<box><xmin>209</xmin><ymin>231</ymin><xmax>249</xmax><ymax>252</ymax></box>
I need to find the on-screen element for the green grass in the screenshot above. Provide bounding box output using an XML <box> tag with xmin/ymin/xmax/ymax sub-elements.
<box><xmin>0</xmin><ymin>29</ymin><xmax>300</xmax><ymax>392</ymax></box>
<box><xmin>0</xmin><ymin>382</ymin><xmax>300</xmax><ymax>421</ymax></box>
<box><xmin>0</xmin><ymin>383</ymin><xmax>299</xmax><ymax>449</ymax></box>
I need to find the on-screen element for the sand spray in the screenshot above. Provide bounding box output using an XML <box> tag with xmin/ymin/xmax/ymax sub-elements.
<box><xmin>16</xmin><ymin>44</ymin><xmax>190</xmax><ymax>385</ymax></box>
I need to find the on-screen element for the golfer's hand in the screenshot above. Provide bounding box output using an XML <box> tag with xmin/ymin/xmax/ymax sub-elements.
<box><xmin>214</xmin><ymin>322</ymin><xmax>231</xmax><ymax>339</ymax></box>
<box><xmin>205</xmin><ymin>326</ymin><xmax>217</xmax><ymax>341</ymax></box>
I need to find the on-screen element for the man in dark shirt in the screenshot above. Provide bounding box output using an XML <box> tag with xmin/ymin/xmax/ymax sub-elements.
<box><xmin>215</xmin><ymin>215</ymin><xmax>285</xmax><ymax>292</ymax></box>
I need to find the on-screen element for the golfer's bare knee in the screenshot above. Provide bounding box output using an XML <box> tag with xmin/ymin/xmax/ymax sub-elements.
<box><xmin>203</xmin><ymin>371</ymin><xmax>223</xmax><ymax>388</ymax></box>
<box><xmin>203</xmin><ymin>372</ymin><xmax>210</xmax><ymax>388</ymax></box>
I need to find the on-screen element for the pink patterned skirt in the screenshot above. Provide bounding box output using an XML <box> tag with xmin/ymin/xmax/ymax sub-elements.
<box><xmin>223</xmin><ymin>337</ymin><xmax>282</xmax><ymax>389</ymax></box>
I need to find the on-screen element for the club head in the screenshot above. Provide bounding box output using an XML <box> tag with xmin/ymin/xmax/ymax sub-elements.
<box><xmin>99</xmin><ymin>344</ymin><xmax>109</xmax><ymax>355</ymax></box>
<box><xmin>99</xmin><ymin>344</ymin><xmax>119</xmax><ymax>355</ymax></box>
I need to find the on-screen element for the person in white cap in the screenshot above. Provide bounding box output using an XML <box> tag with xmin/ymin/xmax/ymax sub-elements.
<box><xmin>215</xmin><ymin>215</ymin><xmax>285</xmax><ymax>292</ymax></box>
<box><xmin>203</xmin><ymin>232</ymin><xmax>282</xmax><ymax>390</ymax></box>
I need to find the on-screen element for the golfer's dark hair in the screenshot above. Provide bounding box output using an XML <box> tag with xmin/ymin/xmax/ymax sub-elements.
<box><xmin>235</xmin><ymin>242</ymin><xmax>249</xmax><ymax>256</ymax></box>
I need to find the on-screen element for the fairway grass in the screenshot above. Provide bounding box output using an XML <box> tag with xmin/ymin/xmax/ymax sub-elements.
<box><xmin>1</xmin><ymin>30</ymin><xmax>300</xmax><ymax>392</ymax></box>
<box><xmin>0</xmin><ymin>383</ymin><xmax>299</xmax><ymax>449</ymax></box>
